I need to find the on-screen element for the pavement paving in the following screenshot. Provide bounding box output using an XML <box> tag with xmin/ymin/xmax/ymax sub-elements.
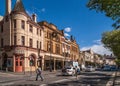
<box><xmin>114</xmin><ymin>70</ymin><xmax>120</xmax><ymax>86</ymax></box>
<box><xmin>0</xmin><ymin>70</ymin><xmax>60</xmax><ymax>83</ymax></box>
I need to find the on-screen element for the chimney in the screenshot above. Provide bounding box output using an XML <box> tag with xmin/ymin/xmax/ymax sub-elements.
<box><xmin>32</xmin><ymin>14</ymin><xmax>37</xmax><ymax>22</ymax></box>
<box><xmin>6</xmin><ymin>0</ymin><xmax>11</xmax><ymax>14</ymax></box>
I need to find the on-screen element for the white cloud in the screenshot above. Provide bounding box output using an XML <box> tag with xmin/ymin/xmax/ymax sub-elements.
<box><xmin>64</xmin><ymin>33</ymin><xmax>70</xmax><ymax>37</ymax></box>
<box><xmin>93</xmin><ymin>39</ymin><xmax>101</xmax><ymax>45</ymax></box>
<box><xmin>26</xmin><ymin>10</ymin><xmax>33</xmax><ymax>16</ymax></box>
<box><xmin>64</xmin><ymin>27</ymin><xmax>71</xmax><ymax>32</ymax></box>
<box><xmin>41</xmin><ymin>8</ymin><xmax>45</xmax><ymax>12</ymax></box>
<box><xmin>81</xmin><ymin>44</ymin><xmax>112</xmax><ymax>55</ymax></box>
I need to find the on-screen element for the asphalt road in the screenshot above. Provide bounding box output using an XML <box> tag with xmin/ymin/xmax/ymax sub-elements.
<box><xmin>0</xmin><ymin>71</ymin><xmax>115</xmax><ymax>86</ymax></box>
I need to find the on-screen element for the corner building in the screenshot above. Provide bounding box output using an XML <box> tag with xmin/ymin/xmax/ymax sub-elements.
<box><xmin>0</xmin><ymin>0</ymin><xmax>80</xmax><ymax>72</ymax></box>
<box><xmin>0</xmin><ymin>0</ymin><xmax>45</xmax><ymax>72</ymax></box>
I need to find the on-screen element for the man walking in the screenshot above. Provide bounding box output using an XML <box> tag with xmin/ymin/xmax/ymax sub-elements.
<box><xmin>75</xmin><ymin>66</ymin><xmax>78</xmax><ymax>80</ymax></box>
<box><xmin>36</xmin><ymin>66</ymin><xmax>44</xmax><ymax>81</ymax></box>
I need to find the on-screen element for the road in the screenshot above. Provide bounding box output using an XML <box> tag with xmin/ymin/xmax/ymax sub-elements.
<box><xmin>0</xmin><ymin>71</ymin><xmax>115</xmax><ymax>86</ymax></box>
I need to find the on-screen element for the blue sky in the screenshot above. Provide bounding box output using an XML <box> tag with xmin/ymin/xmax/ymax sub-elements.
<box><xmin>0</xmin><ymin>0</ymin><xmax>114</xmax><ymax>55</ymax></box>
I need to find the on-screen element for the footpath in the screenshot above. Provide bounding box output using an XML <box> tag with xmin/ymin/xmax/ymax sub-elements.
<box><xmin>113</xmin><ymin>70</ymin><xmax>120</xmax><ymax>86</ymax></box>
<box><xmin>0</xmin><ymin>70</ymin><xmax>60</xmax><ymax>83</ymax></box>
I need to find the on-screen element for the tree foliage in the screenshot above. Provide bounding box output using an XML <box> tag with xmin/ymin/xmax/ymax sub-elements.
<box><xmin>101</xmin><ymin>30</ymin><xmax>120</xmax><ymax>58</ymax></box>
<box><xmin>87</xmin><ymin>0</ymin><xmax>120</xmax><ymax>29</ymax></box>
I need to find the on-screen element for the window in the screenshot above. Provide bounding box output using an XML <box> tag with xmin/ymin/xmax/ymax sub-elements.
<box><xmin>1</xmin><ymin>25</ymin><xmax>3</xmax><ymax>33</ymax></box>
<box><xmin>14</xmin><ymin>19</ymin><xmax>16</xmax><ymax>28</ymax></box>
<box><xmin>40</xmin><ymin>29</ymin><xmax>42</xmax><ymax>36</ymax></box>
<box><xmin>56</xmin><ymin>44</ymin><xmax>60</xmax><ymax>54</ymax></box>
<box><xmin>37</xmin><ymin>28</ymin><xmax>39</xmax><ymax>35</ymax></box>
<box><xmin>14</xmin><ymin>36</ymin><xmax>17</xmax><ymax>45</ymax></box>
<box><xmin>1</xmin><ymin>38</ymin><xmax>3</xmax><ymax>47</ymax></box>
<box><xmin>37</xmin><ymin>41</ymin><xmax>39</xmax><ymax>48</ymax></box>
<box><xmin>40</xmin><ymin>41</ymin><xmax>42</xmax><ymax>49</ymax></box>
<box><xmin>21</xmin><ymin>20</ymin><xmax>25</xmax><ymax>29</ymax></box>
<box><xmin>29</xmin><ymin>55</ymin><xmax>35</xmax><ymax>66</ymax></box>
<box><xmin>29</xmin><ymin>25</ymin><xmax>33</xmax><ymax>32</ymax></box>
<box><xmin>21</xmin><ymin>36</ymin><xmax>25</xmax><ymax>46</ymax></box>
<box><xmin>29</xmin><ymin>38</ymin><xmax>33</xmax><ymax>47</ymax></box>
<box><xmin>47</xmin><ymin>41</ymin><xmax>53</xmax><ymax>52</ymax></box>
<box><xmin>5</xmin><ymin>15</ymin><xmax>9</xmax><ymax>22</ymax></box>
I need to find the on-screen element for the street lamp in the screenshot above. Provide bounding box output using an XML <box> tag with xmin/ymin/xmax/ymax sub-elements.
<box><xmin>49</xmin><ymin>32</ymin><xmax>57</xmax><ymax>72</ymax></box>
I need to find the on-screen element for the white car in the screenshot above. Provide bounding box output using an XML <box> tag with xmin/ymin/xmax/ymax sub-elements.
<box><xmin>62</xmin><ymin>66</ymin><xmax>75</xmax><ymax>75</ymax></box>
<box><xmin>85</xmin><ymin>66</ymin><xmax>95</xmax><ymax>72</ymax></box>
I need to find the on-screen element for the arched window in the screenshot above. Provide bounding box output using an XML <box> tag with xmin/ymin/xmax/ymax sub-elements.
<box><xmin>29</xmin><ymin>55</ymin><xmax>35</xmax><ymax>66</ymax></box>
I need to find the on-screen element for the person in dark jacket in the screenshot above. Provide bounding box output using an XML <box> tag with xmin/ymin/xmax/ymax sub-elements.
<box><xmin>36</xmin><ymin>66</ymin><xmax>44</xmax><ymax>81</ymax></box>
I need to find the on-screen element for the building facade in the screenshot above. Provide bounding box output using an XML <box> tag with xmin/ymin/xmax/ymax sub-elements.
<box><xmin>0</xmin><ymin>0</ymin><xmax>80</xmax><ymax>72</ymax></box>
<box><xmin>38</xmin><ymin>21</ymin><xmax>64</xmax><ymax>71</ymax></box>
<box><xmin>0</xmin><ymin>0</ymin><xmax>44</xmax><ymax>72</ymax></box>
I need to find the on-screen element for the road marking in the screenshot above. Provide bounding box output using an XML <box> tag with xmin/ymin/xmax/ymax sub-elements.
<box><xmin>40</xmin><ymin>84</ymin><xmax>47</xmax><ymax>86</ymax></box>
<box><xmin>53</xmin><ymin>79</ymin><xmax>69</xmax><ymax>83</ymax></box>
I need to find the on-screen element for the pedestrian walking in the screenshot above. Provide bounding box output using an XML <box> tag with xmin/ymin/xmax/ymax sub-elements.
<box><xmin>36</xmin><ymin>66</ymin><xmax>44</xmax><ymax>81</ymax></box>
<box><xmin>75</xmin><ymin>66</ymin><xmax>78</xmax><ymax>80</ymax></box>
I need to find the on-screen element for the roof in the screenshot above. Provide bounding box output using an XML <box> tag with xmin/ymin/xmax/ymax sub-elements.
<box><xmin>12</xmin><ymin>0</ymin><xmax>26</xmax><ymax>13</ymax></box>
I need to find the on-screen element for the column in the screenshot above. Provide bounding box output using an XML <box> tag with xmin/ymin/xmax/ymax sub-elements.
<box><xmin>62</xmin><ymin>59</ymin><xmax>64</xmax><ymax>69</ymax></box>
<box><xmin>42</xmin><ymin>56</ymin><xmax>44</xmax><ymax>71</ymax></box>
<box><xmin>13</xmin><ymin>55</ymin><xmax>15</xmax><ymax>72</ymax></box>
<box><xmin>54</xmin><ymin>58</ymin><xmax>56</xmax><ymax>71</ymax></box>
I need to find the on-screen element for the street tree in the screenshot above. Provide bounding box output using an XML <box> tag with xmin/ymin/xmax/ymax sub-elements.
<box><xmin>87</xmin><ymin>0</ymin><xmax>120</xmax><ymax>29</ymax></box>
<box><xmin>101</xmin><ymin>30</ymin><xmax>120</xmax><ymax>65</ymax></box>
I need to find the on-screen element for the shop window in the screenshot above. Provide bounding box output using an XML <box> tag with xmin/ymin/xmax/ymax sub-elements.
<box><xmin>16</xmin><ymin>61</ymin><xmax>18</xmax><ymax>66</ymax></box>
<box><xmin>20</xmin><ymin>61</ymin><xmax>22</xmax><ymax>66</ymax></box>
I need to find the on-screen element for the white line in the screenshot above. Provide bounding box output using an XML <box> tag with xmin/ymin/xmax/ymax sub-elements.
<box><xmin>53</xmin><ymin>79</ymin><xmax>69</xmax><ymax>83</ymax></box>
<box><xmin>40</xmin><ymin>84</ymin><xmax>47</xmax><ymax>86</ymax></box>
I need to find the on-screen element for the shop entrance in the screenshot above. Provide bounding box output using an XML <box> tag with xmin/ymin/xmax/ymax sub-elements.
<box><xmin>15</xmin><ymin>55</ymin><xmax>24</xmax><ymax>72</ymax></box>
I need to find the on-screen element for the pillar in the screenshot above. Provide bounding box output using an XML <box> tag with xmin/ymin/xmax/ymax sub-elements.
<box><xmin>54</xmin><ymin>58</ymin><xmax>56</xmax><ymax>71</ymax></box>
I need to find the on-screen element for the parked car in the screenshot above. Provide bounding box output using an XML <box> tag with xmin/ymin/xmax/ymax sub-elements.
<box><xmin>110</xmin><ymin>65</ymin><xmax>117</xmax><ymax>71</ymax></box>
<box><xmin>95</xmin><ymin>67</ymin><xmax>102</xmax><ymax>71</ymax></box>
<box><xmin>62</xmin><ymin>66</ymin><xmax>75</xmax><ymax>75</ymax></box>
<box><xmin>103</xmin><ymin>65</ymin><xmax>111</xmax><ymax>71</ymax></box>
<box><xmin>85</xmin><ymin>66</ymin><xmax>95</xmax><ymax>72</ymax></box>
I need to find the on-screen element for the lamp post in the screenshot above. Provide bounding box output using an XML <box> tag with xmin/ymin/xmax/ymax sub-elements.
<box><xmin>49</xmin><ymin>32</ymin><xmax>57</xmax><ymax>72</ymax></box>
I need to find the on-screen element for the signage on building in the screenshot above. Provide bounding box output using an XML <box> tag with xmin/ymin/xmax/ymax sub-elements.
<box><xmin>14</xmin><ymin>48</ymin><xmax>25</xmax><ymax>54</ymax></box>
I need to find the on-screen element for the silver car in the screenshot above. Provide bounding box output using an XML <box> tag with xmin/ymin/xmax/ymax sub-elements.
<box><xmin>62</xmin><ymin>66</ymin><xmax>75</xmax><ymax>75</ymax></box>
<box><xmin>85</xmin><ymin>66</ymin><xmax>95</xmax><ymax>72</ymax></box>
